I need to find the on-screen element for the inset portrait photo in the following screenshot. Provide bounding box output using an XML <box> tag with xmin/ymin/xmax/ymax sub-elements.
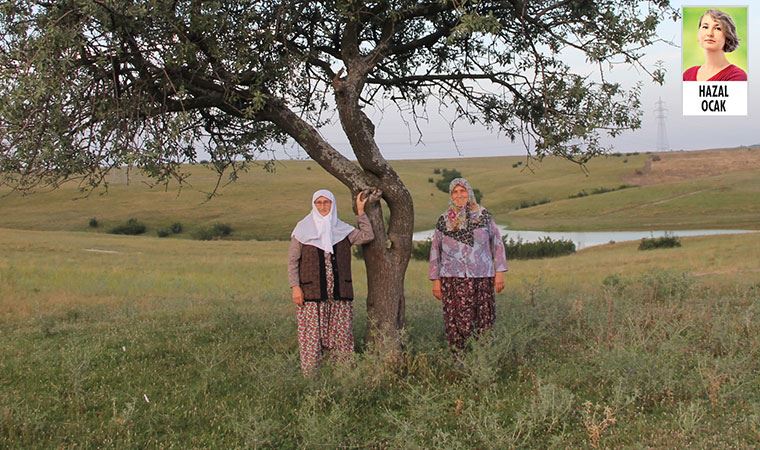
<box><xmin>682</xmin><ymin>6</ymin><xmax>748</xmax><ymax>115</ymax></box>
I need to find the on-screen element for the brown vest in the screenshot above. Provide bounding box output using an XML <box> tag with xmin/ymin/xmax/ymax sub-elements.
<box><xmin>299</xmin><ymin>238</ymin><xmax>354</xmax><ymax>301</ymax></box>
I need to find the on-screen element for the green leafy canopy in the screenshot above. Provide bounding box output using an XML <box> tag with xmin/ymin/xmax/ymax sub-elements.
<box><xmin>0</xmin><ymin>0</ymin><xmax>677</xmax><ymax>193</ymax></box>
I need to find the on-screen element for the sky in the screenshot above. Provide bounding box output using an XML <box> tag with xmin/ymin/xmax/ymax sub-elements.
<box><xmin>275</xmin><ymin>1</ymin><xmax>758</xmax><ymax>161</ymax></box>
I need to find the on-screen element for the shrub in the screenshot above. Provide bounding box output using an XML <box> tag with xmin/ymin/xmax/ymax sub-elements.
<box><xmin>109</xmin><ymin>218</ymin><xmax>146</xmax><ymax>235</ymax></box>
<box><xmin>411</xmin><ymin>239</ymin><xmax>432</xmax><ymax>261</ymax></box>
<box><xmin>651</xmin><ymin>154</ymin><xmax>661</xmax><ymax>161</ymax></box>
<box><xmin>502</xmin><ymin>236</ymin><xmax>576</xmax><ymax>259</ymax></box>
<box><xmin>473</xmin><ymin>188</ymin><xmax>483</xmax><ymax>203</ymax></box>
<box><xmin>354</xmin><ymin>239</ymin><xmax>431</xmax><ymax>260</ymax></box>
<box><xmin>638</xmin><ymin>234</ymin><xmax>681</xmax><ymax>250</ymax></box>
<box><xmin>515</xmin><ymin>198</ymin><xmax>551</xmax><ymax>209</ymax></box>
<box><xmin>433</xmin><ymin>168</ymin><xmax>441</xmax><ymax>174</ymax></box>
<box><xmin>88</xmin><ymin>217</ymin><xmax>98</xmax><ymax>228</ymax></box>
<box><xmin>170</xmin><ymin>222</ymin><xmax>183</xmax><ymax>234</ymax></box>
<box><xmin>569</xmin><ymin>185</ymin><xmax>632</xmax><ymax>199</ymax></box>
<box><xmin>212</xmin><ymin>223</ymin><xmax>232</xmax><ymax>236</ymax></box>
<box><xmin>156</xmin><ymin>228</ymin><xmax>171</xmax><ymax>238</ymax></box>
<box><xmin>192</xmin><ymin>227</ymin><xmax>215</xmax><ymax>241</ymax></box>
<box><xmin>428</xmin><ymin>177</ymin><xmax>434</xmax><ymax>183</ymax></box>
<box><xmin>434</xmin><ymin>168</ymin><xmax>463</xmax><ymax>193</ymax></box>
<box><xmin>193</xmin><ymin>223</ymin><xmax>233</xmax><ymax>240</ymax></box>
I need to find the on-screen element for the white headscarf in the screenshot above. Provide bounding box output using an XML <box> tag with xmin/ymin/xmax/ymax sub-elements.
<box><xmin>291</xmin><ymin>189</ymin><xmax>355</xmax><ymax>253</ymax></box>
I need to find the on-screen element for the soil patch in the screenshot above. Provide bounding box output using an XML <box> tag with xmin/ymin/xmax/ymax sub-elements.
<box><xmin>625</xmin><ymin>147</ymin><xmax>760</xmax><ymax>185</ymax></box>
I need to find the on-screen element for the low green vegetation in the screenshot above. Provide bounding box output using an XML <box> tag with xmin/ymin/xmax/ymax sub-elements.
<box><xmin>568</xmin><ymin>184</ymin><xmax>633</xmax><ymax>199</ymax></box>
<box><xmin>515</xmin><ymin>198</ymin><xmax>551</xmax><ymax>210</ymax></box>
<box><xmin>639</xmin><ymin>234</ymin><xmax>682</xmax><ymax>250</ymax></box>
<box><xmin>109</xmin><ymin>218</ymin><xmax>146</xmax><ymax>235</ymax></box>
<box><xmin>192</xmin><ymin>222</ymin><xmax>233</xmax><ymax>240</ymax></box>
<box><xmin>1</xmin><ymin>229</ymin><xmax>759</xmax><ymax>447</ymax></box>
<box><xmin>157</xmin><ymin>222</ymin><xmax>184</xmax><ymax>238</ymax></box>
<box><xmin>503</xmin><ymin>236</ymin><xmax>576</xmax><ymax>259</ymax></box>
<box><xmin>433</xmin><ymin>167</ymin><xmax>483</xmax><ymax>203</ymax></box>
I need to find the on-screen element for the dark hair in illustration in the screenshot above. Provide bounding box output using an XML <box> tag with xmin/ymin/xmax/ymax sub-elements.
<box><xmin>699</xmin><ymin>9</ymin><xmax>740</xmax><ymax>53</ymax></box>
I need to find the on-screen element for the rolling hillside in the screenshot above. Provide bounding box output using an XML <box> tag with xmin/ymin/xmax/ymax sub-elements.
<box><xmin>1</xmin><ymin>148</ymin><xmax>758</xmax><ymax>239</ymax></box>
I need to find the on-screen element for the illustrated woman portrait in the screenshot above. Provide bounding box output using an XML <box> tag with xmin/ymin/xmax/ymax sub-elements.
<box><xmin>683</xmin><ymin>9</ymin><xmax>747</xmax><ymax>82</ymax></box>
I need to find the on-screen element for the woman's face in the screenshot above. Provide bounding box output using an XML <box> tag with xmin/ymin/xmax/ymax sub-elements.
<box><xmin>698</xmin><ymin>14</ymin><xmax>726</xmax><ymax>52</ymax></box>
<box><xmin>314</xmin><ymin>196</ymin><xmax>332</xmax><ymax>217</ymax></box>
<box><xmin>450</xmin><ymin>184</ymin><xmax>469</xmax><ymax>208</ymax></box>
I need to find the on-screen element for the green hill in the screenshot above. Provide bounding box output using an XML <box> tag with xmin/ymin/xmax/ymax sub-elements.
<box><xmin>1</xmin><ymin>148</ymin><xmax>759</xmax><ymax>239</ymax></box>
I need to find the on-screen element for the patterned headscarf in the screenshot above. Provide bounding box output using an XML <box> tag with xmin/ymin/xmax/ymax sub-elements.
<box><xmin>437</xmin><ymin>178</ymin><xmax>490</xmax><ymax>246</ymax></box>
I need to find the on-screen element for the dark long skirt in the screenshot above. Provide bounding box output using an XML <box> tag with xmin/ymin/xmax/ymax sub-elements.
<box><xmin>440</xmin><ymin>277</ymin><xmax>495</xmax><ymax>350</ymax></box>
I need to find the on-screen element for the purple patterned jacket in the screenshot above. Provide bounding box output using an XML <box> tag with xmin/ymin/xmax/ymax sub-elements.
<box><xmin>428</xmin><ymin>210</ymin><xmax>508</xmax><ymax>280</ymax></box>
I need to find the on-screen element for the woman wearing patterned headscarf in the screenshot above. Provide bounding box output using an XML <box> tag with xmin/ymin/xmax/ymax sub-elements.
<box><xmin>428</xmin><ymin>178</ymin><xmax>507</xmax><ymax>350</ymax></box>
<box><xmin>288</xmin><ymin>189</ymin><xmax>377</xmax><ymax>374</ymax></box>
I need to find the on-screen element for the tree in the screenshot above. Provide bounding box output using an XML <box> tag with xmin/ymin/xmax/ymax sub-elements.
<box><xmin>0</xmin><ymin>0</ymin><xmax>676</xmax><ymax>352</ymax></box>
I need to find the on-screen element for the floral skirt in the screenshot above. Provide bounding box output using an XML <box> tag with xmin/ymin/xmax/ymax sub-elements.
<box><xmin>296</xmin><ymin>299</ymin><xmax>354</xmax><ymax>374</ymax></box>
<box><xmin>440</xmin><ymin>277</ymin><xmax>495</xmax><ymax>350</ymax></box>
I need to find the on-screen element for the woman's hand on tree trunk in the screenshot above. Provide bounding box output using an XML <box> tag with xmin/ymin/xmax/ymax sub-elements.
<box><xmin>356</xmin><ymin>188</ymin><xmax>383</xmax><ymax>215</ymax></box>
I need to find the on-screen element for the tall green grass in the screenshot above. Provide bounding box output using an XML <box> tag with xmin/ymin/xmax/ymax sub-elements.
<box><xmin>2</xmin><ymin>229</ymin><xmax>760</xmax><ymax>447</ymax></box>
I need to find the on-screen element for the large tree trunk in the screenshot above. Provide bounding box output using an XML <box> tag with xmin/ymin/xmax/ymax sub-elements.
<box><xmin>361</xmin><ymin>177</ymin><xmax>413</xmax><ymax>353</ymax></box>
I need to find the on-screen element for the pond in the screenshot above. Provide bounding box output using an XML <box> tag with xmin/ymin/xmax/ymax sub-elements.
<box><xmin>412</xmin><ymin>227</ymin><xmax>758</xmax><ymax>250</ymax></box>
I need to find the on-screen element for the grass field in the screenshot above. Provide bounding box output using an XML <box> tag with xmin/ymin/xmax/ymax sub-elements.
<box><xmin>2</xmin><ymin>228</ymin><xmax>760</xmax><ymax>447</ymax></box>
<box><xmin>2</xmin><ymin>147</ymin><xmax>759</xmax><ymax>447</ymax></box>
<box><xmin>2</xmin><ymin>148</ymin><xmax>759</xmax><ymax>239</ymax></box>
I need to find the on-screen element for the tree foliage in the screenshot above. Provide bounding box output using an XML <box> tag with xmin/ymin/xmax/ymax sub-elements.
<box><xmin>1</xmin><ymin>0</ymin><xmax>675</xmax><ymax>193</ymax></box>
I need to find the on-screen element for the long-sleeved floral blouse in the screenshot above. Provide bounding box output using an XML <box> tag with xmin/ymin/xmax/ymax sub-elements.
<box><xmin>428</xmin><ymin>209</ymin><xmax>508</xmax><ymax>280</ymax></box>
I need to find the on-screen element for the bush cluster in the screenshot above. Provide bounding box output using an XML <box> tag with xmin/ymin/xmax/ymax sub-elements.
<box><xmin>515</xmin><ymin>198</ymin><xmax>551</xmax><ymax>210</ymax></box>
<box><xmin>193</xmin><ymin>223</ymin><xmax>233</xmax><ymax>240</ymax></box>
<box><xmin>88</xmin><ymin>217</ymin><xmax>98</xmax><ymax>228</ymax></box>
<box><xmin>502</xmin><ymin>236</ymin><xmax>576</xmax><ymax>259</ymax></box>
<box><xmin>157</xmin><ymin>222</ymin><xmax>184</xmax><ymax>238</ymax></box>
<box><xmin>353</xmin><ymin>239</ymin><xmax>432</xmax><ymax>261</ymax></box>
<box><xmin>432</xmin><ymin>168</ymin><xmax>483</xmax><ymax>203</ymax></box>
<box><xmin>638</xmin><ymin>234</ymin><xmax>681</xmax><ymax>250</ymax></box>
<box><xmin>109</xmin><ymin>218</ymin><xmax>146</xmax><ymax>235</ymax></box>
<box><xmin>568</xmin><ymin>185</ymin><xmax>633</xmax><ymax>199</ymax></box>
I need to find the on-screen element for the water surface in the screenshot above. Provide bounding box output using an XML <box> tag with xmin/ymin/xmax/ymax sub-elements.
<box><xmin>412</xmin><ymin>227</ymin><xmax>757</xmax><ymax>250</ymax></box>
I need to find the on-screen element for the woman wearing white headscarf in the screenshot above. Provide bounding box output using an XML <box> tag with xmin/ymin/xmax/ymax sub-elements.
<box><xmin>288</xmin><ymin>189</ymin><xmax>376</xmax><ymax>374</ymax></box>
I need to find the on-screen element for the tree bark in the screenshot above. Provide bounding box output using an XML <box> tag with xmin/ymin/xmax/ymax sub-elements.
<box><xmin>332</xmin><ymin>68</ymin><xmax>413</xmax><ymax>353</ymax></box>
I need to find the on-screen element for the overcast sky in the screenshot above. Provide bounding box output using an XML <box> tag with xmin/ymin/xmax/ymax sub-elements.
<box><xmin>277</xmin><ymin>1</ymin><xmax>758</xmax><ymax>161</ymax></box>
